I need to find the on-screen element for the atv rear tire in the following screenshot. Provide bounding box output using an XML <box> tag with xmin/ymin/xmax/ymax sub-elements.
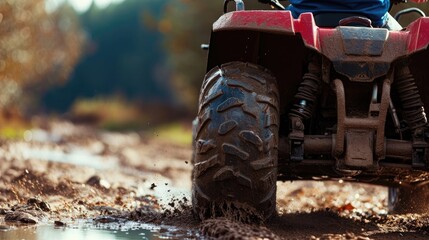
<box><xmin>388</xmin><ymin>183</ymin><xmax>429</xmax><ymax>214</ymax></box>
<box><xmin>192</xmin><ymin>62</ymin><xmax>279</xmax><ymax>222</ymax></box>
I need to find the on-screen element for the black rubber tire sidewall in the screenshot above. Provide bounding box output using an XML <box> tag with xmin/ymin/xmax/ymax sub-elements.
<box><xmin>192</xmin><ymin>62</ymin><xmax>279</xmax><ymax>221</ymax></box>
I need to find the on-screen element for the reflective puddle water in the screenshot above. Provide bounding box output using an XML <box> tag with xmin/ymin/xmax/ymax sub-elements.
<box><xmin>0</xmin><ymin>221</ymin><xmax>199</xmax><ymax>240</ymax></box>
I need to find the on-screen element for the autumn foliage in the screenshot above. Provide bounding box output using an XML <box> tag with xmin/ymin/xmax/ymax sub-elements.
<box><xmin>0</xmin><ymin>0</ymin><xmax>83</xmax><ymax>110</ymax></box>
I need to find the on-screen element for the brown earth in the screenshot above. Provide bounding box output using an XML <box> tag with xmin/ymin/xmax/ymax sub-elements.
<box><xmin>0</xmin><ymin>121</ymin><xmax>429</xmax><ymax>239</ymax></box>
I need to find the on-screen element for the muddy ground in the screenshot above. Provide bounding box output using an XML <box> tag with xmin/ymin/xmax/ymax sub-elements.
<box><xmin>0</xmin><ymin>121</ymin><xmax>429</xmax><ymax>239</ymax></box>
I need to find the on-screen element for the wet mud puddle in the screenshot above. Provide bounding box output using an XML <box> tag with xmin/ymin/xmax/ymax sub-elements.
<box><xmin>0</xmin><ymin>220</ymin><xmax>199</xmax><ymax>240</ymax></box>
<box><xmin>12</xmin><ymin>141</ymin><xmax>191</xmax><ymax>206</ymax></box>
<box><xmin>0</xmin><ymin>124</ymin><xmax>198</xmax><ymax>239</ymax></box>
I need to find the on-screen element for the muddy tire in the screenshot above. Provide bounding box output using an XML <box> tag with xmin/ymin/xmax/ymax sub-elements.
<box><xmin>388</xmin><ymin>183</ymin><xmax>429</xmax><ymax>214</ymax></box>
<box><xmin>192</xmin><ymin>62</ymin><xmax>279</xmax><ymax>222</ymax></box>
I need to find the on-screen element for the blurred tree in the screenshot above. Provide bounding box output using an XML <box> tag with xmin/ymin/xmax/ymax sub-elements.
<box><xmin>161</xmin><ymin>0</ymin><xmax>223</xmax><ymax>111</ymax></box>
<box><xmin>43</xmin><ymin>0</ymin><xmax>173</xmax><ymax>112</ymax></box>
<box><xmin>0</xmin><ymin>0</ymin><xmax>83</xmax><ymax>113</ymax></box>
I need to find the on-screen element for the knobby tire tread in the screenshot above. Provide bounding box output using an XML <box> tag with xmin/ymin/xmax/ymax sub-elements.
<box><xmin>192</xmin><ymin>62</ymin><xmax>279</xmax><ymax>222</ymax></box>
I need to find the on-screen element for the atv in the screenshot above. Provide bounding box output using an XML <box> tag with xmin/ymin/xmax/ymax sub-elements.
<box><xmin>191</xmin><ymin>0</ymin><xmax>429</xmax><ymax>221</ymax></box>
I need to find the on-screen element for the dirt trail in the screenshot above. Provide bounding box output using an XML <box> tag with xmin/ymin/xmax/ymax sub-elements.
<box><xmin>0</xmin><ymin>121</ymin><xmax>428</xmax><ymax>239</ymax></box>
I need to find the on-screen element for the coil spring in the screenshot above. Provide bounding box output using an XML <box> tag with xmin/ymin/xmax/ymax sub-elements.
<box><xmin>395</xmin><ymin>69</ymin><xmax>427</xmax><ymax>131</ymax></box>
<box><xmin>289</xmin><ymin>72</ymin><xmax>321</xmax><ymax>119</ymax></box>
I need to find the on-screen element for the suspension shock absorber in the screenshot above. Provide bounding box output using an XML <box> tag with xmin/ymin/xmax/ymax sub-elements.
<box><xmin>395</xmin><ymin>62</ymin><xmax>428</xmax><ymax>167</ymax></box>
<box><xmin>289</xmin><ymin>68</ymin><xmax>322</xmax><ymax>119</ymax></box>
<box><xmin>395</xmin><ymin>64</ymin><xmax>427</xmax><ymax>132</ymax></box>
<box><xmin>289</xmin><ymin>55</ymin><xmax>322</xmax><ymax>161</ymax></box>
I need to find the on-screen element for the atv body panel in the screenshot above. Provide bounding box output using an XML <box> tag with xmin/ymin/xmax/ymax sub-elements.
<box><xmin>208</xmin><ymin>11</ymin><xmax>429</xmax><ymax>115</ymax></box>
<box><xmin>203</xmin><ymin>10</ymin><xmax>429</xmax><ymax>185</ymax></box>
